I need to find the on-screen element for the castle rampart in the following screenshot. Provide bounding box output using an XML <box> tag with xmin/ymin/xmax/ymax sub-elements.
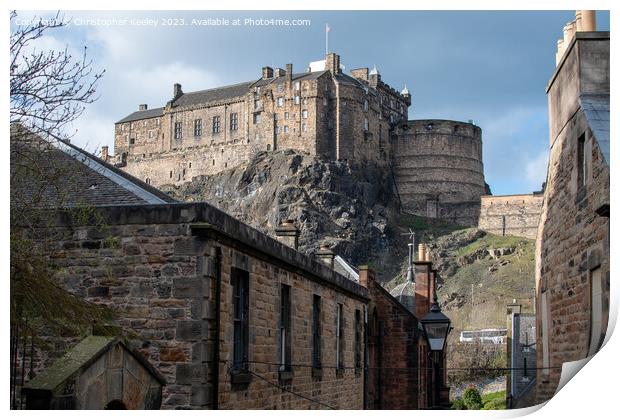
<box><xmin>478</xmin><ymin>193</ymin><xmax>544</xmax><ymax>239</ymax></box>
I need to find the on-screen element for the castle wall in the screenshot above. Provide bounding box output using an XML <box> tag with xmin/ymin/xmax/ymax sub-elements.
<box><xmin>478</xmin><ymin>194</ymin><xmax>544</xmax><ymax>239</ymax></box>
<box><xmin>391</xmin><ymin>119</ymin><xmax>486</xmax><ymax>226</ymax></box>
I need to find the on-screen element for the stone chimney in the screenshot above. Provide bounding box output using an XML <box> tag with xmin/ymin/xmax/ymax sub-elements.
<box><xmin>262</xmin><ymin>66</ymin><xmax>274</xmax><ymax>79</ymax></box>
<box><xmin>325</xmin><ymin>52</ymin><xmax>341</xmax><ymax>75</ymax></box>
<box><xmin>358</xmin><ymin>265</ymin><xmax>376</xmax><ymax>288</ymax></box>
<box><xmin>101</xmin><ymin>146</ymin><xmax>109</xmax><ymax>162</ymax></box>
<box><xmin>556</xmin><ymin>11</ymin><xmax>597</xmax><ymax>65</ymax></box>
<box><xmin>275</xmin><ymin>219</ymin><xmax>300</xmax><ymax>250</ymax></box>
<box><xmin>286</xmin><ymin>63</ymin><xmax>293</xmax><ymax>83</ymax></box>
<box><xmin>139</xmin><ymin>104</ymin><xmax>148</xmax><ymax>111</ymax></box>
<box><xmin>414</xmin><ymin>257</ymin><xmax>433</xmax><ymax>319</ymax></box>
<box><xmin>173</xmin><ymin>83</ymin><xmax>183</xmax><ymax>99</ymax></box>
<box><xmin>316</xmin><ymin>244</ymin><xmax>335</xmax><ymax>269</ymax></box>
<box><xmin>274</xmin><ymin>67</ymin><xmax>285</xmax><ymax>78</ymax></box>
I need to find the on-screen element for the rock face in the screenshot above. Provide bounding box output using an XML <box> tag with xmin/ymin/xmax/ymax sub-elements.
<box><xmin>162</xmin><ymin>150</ymin><xmax>399</xmax><ymax>266</ymax></box>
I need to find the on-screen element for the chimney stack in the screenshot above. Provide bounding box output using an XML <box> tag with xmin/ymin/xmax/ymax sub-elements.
<box><xmin>139</xmin><ymin>104</ymin><xmax>148</xmax><ymax>111</ymax></box>
<box><xmin>358</xmin><ymin>265</ymin><xmax>376</xmax><ymax>288</ymax></box>
<box><xmin>286</xmin><ymin>63</ymin><xmax>293</xmax><ymax>83</ymax></box>
<box><xmin>262</xmin><ymin>66</ymin><xmax>274</xmax><ymax>79</ymax></box>
<box><xmin>275</xmin><ymin>219</ymin><xmax>300</xmax><ymax>250</ymax></box>
<box><xmin>101</xmin><ymin>146</ymin><xmax>109</xmax><ymax>162</ymax></box>
<box><xmin>576</xmin><ymin>10</ymin><xmax>596</xmax><ymax>31</ymax></box>
<box><xmin>274</xmin><ymin>67</ymin><xmax>286</xmax><ymax>78</ymax></box>
<box><xmin>325</xmin><ymin>53</ymin><xmax>341</xmax><ymax>75</ymax></box>
<box><xmin>316</xmin><ymin>244</ymin><xmax>336</xmax><ymax>269</ymax></box>
<box><xmin>173</xmin><ymin>83</ymin><xmax>183</xmax><ymax>99</ymax></box>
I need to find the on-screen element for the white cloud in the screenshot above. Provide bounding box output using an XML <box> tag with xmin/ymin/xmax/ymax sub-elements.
<box><xmin>525</xmin><ymin>149</ymin><xmax>549</xmax><ymax>190</ymax></box>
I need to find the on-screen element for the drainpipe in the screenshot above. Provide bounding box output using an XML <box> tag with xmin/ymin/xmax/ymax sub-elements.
<box><xmin>212</xmin><ymin>246</ymin><xmax>222</xmax><ymax>409</ymax></box>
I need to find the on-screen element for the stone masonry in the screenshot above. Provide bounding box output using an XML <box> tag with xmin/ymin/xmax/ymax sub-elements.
<box><xmin>534</xmin><ymin>27</ymin><xmax>609</xmax><ymax>403</ymax></box>
<box><xmin>478</xmin><ymin>193</ymin><xmax>544</xmax><ymax>239</ymax></box>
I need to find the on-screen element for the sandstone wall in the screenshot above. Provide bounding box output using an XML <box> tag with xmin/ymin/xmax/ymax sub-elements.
<box><xmin>33</xmin><ymin>203</ymin><xmax>368</xmax><ymax>409</ymax></box>
<box><xmin>391</xmin><ymin>119</ymin><xmax>486</xmax><ymax>225</ymax></box>
<box><xmin>535</xmin><ymin>113</ymin><xmax>609</xmax><ymax>403</ymax></box>
<box><xmin>478</xmin><ymin>194</ymin><xmax>544</xmax><ymax>239</ymax></box>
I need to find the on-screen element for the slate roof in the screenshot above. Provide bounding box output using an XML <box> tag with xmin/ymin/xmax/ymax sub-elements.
<box><xmin>333</xmin><ymin>255</ymin><xmax>359</xmax><ymax>282</ymax></box>
<box><xmin>10</xmin><ymin>126</ymin><xmax>176</xmax><ymax>208</ymax></box>
<box><xmin>115</xmin><ymin>107</ymin><xmax>164</xmax><ymax>124</ymax></box>
<box><xmin>22</xmin><ymin>335</ymin><xmax>166</xmax><ymax>393</ymax></box>
<box><xmin>580</xmin><ymin>94</ymin><xmax>610</xmax><ymax>166</ymax></box>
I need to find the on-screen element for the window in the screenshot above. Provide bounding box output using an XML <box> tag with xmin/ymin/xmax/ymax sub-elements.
<box><xmin>588</xmin><ymin>267</ymin><xmax>604</xmax><ymax>357</ymax></box>
<box><xmin>363</xmin><ymin>99</ymin><xmax>369</xmax><ymax>112</ymax></box>
<box><xmin>143</xmin><ymin>120</ymin><xmax>147</xmax><ymax>127</ymax></box>
<box><xmin>323</xmin><ymin>97</ymin><xmax>327</xmax><ymax>106</ymax></box>
<box><xmin>254</xmin><ymin>99</ymin><xmax>262</xmax><ymax>110</ymax></box>
<box><xmin>255</xmin><ymin>86</ymin><xmax>261</xmax><ymax>94</ymax></box>
<box><xmin>129</xmin><ymin>137</ymin><xmax>135</xmax><ymax>145</ymax></box>
<box><xmin>336</xmin><ymin>303</ymin><xmax>344</xmax><ymax>369</ymax></box>
<box><xmin>280</xmin><ymin>284</ymin><xmax>292</xmax><ymax>371</ymax></box>
<box><xmin>312</xmin><ymin>295</ymin><xmax>322</xmax><ymax>369</ymax></box>
<box><xmin>174</xmin><ymin>122</ymin><xmax>182</xmax><ymax>140</ymax></box>
<box><xmin>277</xmin><ymin>97</ymin><xmax>284</xmax><ymax>107</ymax></box>
<box><xmin>284</xmin><ymin>125</ymin><xmax>289</xmax><ymax>134</ymax></box>
<box><xmin>253</xmin><ymin>113</ymin><xmax>261</xmax><ymax>124</ymax></box>
<box><xmin>277</xmin><ymin>83</ymin><xmax>284</xmax><ymax>93</ymax></box>
<box><xmin>294</xmin><ymin>81</ymin><xmax>300</xmax><ymax>90</ymax></box>
<box><xmin>284</xmin><ymin>112</ymin><xmax>289</xmax><ymax>120</ymax></box>
<box><xmin>302</xmin><ymin>109</ymin><xmax>308</xmax><ymax>119</ymax></box>
<box><xmin>577</xmin><ymin>133</ymin><xmax>587</xmax><ymax>188</ymax></box>
<box><xmin>232</xmin><ymin>267</ymin><xmax>250</xmax><ymax>371</ymax></box>
<box><xmin>155</xmin><ymin>118</ymin><xmax>160</xmax><ymax>127</ymax></box>
<box><xmin>149</xmin><ymin>130</ymin><xmax>154</xmax><ymax>139</ymax></box>
<box><xmin>212</xmin><ymin>116</ymin><xmax>221</xmax><ymax>134</ymax></box>
<box><xmin>302</xmin><ymin>123</ymin><xmax>307</xmax><ymax>132</ymax></box>
<box><xmin>541</xmin><ymin>291</ymin><xmax>550</xmax><ymax>375</ymax></box>
<box><xmin>294</xmin><ymin>96</ymin><xmax>300</xmax><ymax>105</ymax></box>
<box><xmin>275</xmin><ymin>125</ymin><xmax>280</xmax><ymax>134</ymax></box>
<box><xmin>169</xmin><ymin>170</ymin><xmax>173</xmax><ymax>179</ymax></box>
<box><xmin>364</xmin><ymin>117</ymin><xmax>369</xmax><ymax>131</ymax></box>
<box><xmin>379</xmin><ymin>124</ymin><xmax>383</xmax><ymax>140</ymax></box>
<box><xmin>193</xmin><ymin>119</ymin><xmax>202</xmax><ymax>137</ymax></box>
<box><xmin>230</xmin><ymin>113</ymin><xmax>238</xmax><ymax>131</ymax></box>
<box><xmin>355</xmin><ymin>309</ymin><xmax>362</xmax><ymax>371</ymax></box>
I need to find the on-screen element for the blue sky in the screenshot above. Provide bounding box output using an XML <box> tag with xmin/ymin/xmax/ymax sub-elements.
<box><xmin>14</xmin><ymin>10</ymin><xmax>610</xmax><ymax>195</ymax></box>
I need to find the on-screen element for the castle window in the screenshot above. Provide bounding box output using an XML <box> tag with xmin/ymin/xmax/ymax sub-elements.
<box><xmin>169</xmin><ymin>171</ymin><xmax>173</xmax><ymax>178</ymax></box>
<box><xmin>284</xmin><ymin>125</ymin><xmax>289</xmax><ymax>134</ymax></box>
<box><xmin>312</xmin><ymin>295</ymin><xmax>322</xmax><ymax>369</ymax></box>
<box><xmin>302</xmin><ymin>98</ymin><xmax>308</xmax><ymax>105</ymax></box>
<box><xmin>302</xmin><ymin>109</ymin><xmax>308</xmax><ymax>119</ymax></box>
<box><xmin>379</xmin><ymin>124</ymin><xmax>383</xmax><ymax>140</ymax></box>
<box><xmin>364</xmin><ymin>117</ymin><xmax>369</xmax><ymax>131</ymax></box>
<box><xmin>302</xmin><ymin>123</ymin><xmax>307</xmax><ymax>132</ymax></box>
<box><xmin>294</xmin><ymin>81</ymin><xmax>300</xmax><ymax>91</ymax></box>
<box><xmin>277</xmin><ymin>83</ymin><xmax>284</xmax><ymax>93</ymax></box>
<box><xmin>323</xmin><ymin>97</ymin><xmax>327</xmax><ymax>106</ymax></box>
<box><xmin>174</xmin><ymin>122</ymin><xmax>182</xmax><ymax>140</ymax></box>
<box><xmin>148</xmin><ymin>130</ymin><xmax>154</xmax><ymax>139</ymax></box>
<box><xmin>294</xmin><ymin>96</ymin><xmax>300</xmax><ymax>105</ymax></box>
<box><xmin>253</xmin><ymin>113</ymin><xmax>261</xmax><ymax>124</ymax></box>
<box><xmin>577</xmin><ymin>133</ymin><xmax>587</xmax><ymax>188</ymax></box>
<box><xmin>232</xmin><ymin>267</ymin><xmax>250</xmax><ymax>371</ymax></box>
<box><xmin>275</xmin><ymin>125</ymin><xmax>280</xmax><ymax>135</ymax></box>
<box><xmin>279</xmin><ymin>284</ymin><xmax>292</xmax><ymax>372</ymax></box>
<box><xmin>342</xmin><ymin>113</ymin><xmax>348</xmax><ymax>125</ymax></box>
<box><xmin>143</xmin><ymin>120</ymin><xmax>147</xmax><ymax>127</ymax></box>
<box><xmin>230</xmin><ymin>113</ymin><xmax>238</xmax><ymax>131</ymax></box>
<box><xmin>284</xmin><ymin>112</ymin><xmax>289</xmax><ymax>120</ymax></box>
<box><xmin>254</xmin><ymin>99</ymin><xmax>262</xmax><ymax>110</ymax></box>
<box><xmin>363</xmin><ymin>99</ymin><xmax>369</xmax><ymax>112</ymax></box>
<box><xmin>277</xmin><ymin>97</ymin><xmax>284</xmax><ymax>107</ymax></box>
<box><xmin>129</xmin><ymin>137</ymin><xmax>135</xmax><ymax>145</ymax></box>
<box><xmin>155</xmin><ymin>118</ymin><xmax>160</xmax><ymax>127</ymax></box>
<box><xmin>255</xmin><ymin>86</ymin><xmax>261</xmax><ymax>94</ymax></box>
<box><xmin>194</xmin><ymin>119</ymin><xmax>202</xmax><ymax>137</ymax></box>
<box><xmin>212</xmin><ymin>159</ymin><xmax>215</xmax><ymax>166</ymax></box>
<box><xmin>189</xmin><ymin>162</ymin><xmax>192</xmax><ymax>168</ymax></box>
<box><xmin>212</xmin><ymin>116</ymin><xmax>221</xmax><ymax>134</ymax></box>
<box><xmin>267</xmin><ymin>144</ymin><xmax>271</xmax><ymax>151</ymax></box>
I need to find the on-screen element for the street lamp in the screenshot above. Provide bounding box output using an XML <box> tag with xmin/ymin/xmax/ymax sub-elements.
<box><xmin>420</xmin><ymin>294</ymin><xmax>451</xmax><ymax>408</ymax></box>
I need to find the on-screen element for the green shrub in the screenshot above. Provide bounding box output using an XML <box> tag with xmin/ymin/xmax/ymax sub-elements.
<box><xmin>462</xmin><ymin>387</ymin><xmax>483</xmax><ymax>410</ymax></box>
<box><xmin>451</xmin><ymin>398</ymin><xmax>467</xmax><ymax>410</ymax></box>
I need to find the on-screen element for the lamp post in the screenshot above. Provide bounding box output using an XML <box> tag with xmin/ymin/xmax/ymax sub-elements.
<box><xmin>420</xmin><ymin>294</ymin><xmax>451</xmax><ymax>408</ymax></box>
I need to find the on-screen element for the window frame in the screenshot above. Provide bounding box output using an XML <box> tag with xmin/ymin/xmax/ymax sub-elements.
<box><xmin>279</xmin><ymin>284</ymin><xmax>292</xmax><ymax>372</ymax></box>
<box><xmin>232</xmin><ymin>267</ymin><xmax>250</xmax><ymax>372</ymax></box>
<box><xmin>193</xmin><ymin>118</ymin><xmax>202</xmax><ymax>137</ymax></box>
<box><xmin>174</xmin><ymin>122</ymin><xmax>182</xmax><ymax>140</ymax></box>
<box><xmin>312</xmin><ymin>295</ymin><xmax>322</xmax><ymax>370</ymax></box>
<box><xmin>212</xmin><ymin>116</ymin><xmax>221</xmax><ymax>134</ymax></box>
<box><xmin>230</xmin><ymin>112</ymin><xmax>238</xmax><ymax>131</ymax></box>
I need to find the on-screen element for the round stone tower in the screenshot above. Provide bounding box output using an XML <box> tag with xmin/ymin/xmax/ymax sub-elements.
<box><xmin>391</xmin><ymin>119</ymin><xmax>487</xmax><ymax>226</ymax></box>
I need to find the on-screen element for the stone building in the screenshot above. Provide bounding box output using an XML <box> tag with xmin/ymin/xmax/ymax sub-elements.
<box><xmin>534</xmin><ymin>11</ymin><xmax>609</xmax><ymax>404</ymax></box>
<box><xmin>12</xmin><ymin>129</ymin><xmax>447</xmax><ymax>410</ymax></box>
<box><xmin>108</xmin><ymin>52</ymin><xmax>497</xmax><ymax>226</ymax></box>
<box><xmin>111</xmin><ymin>53</ymin><xmax>408</xmax><ymax>186</ymax></box>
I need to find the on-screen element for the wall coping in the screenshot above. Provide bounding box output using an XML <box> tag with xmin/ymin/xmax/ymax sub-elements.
<box><xmin>43</xmin><ymin>202</ymin><xmax>369</xmax><ymax>302</ymax></box>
